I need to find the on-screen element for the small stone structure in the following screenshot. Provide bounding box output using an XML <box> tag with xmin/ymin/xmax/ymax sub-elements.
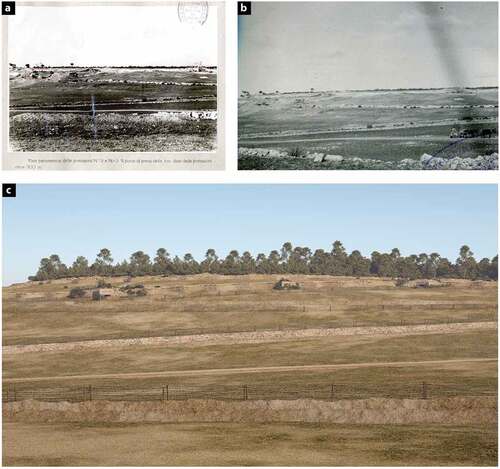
<box><xmin>395</xmin><ymin>278</ymin><xmax>448</xmax><ymax>289</ymax></box>
<box><xmin>273</xmin><ymin>278</ymin><xmax>301</xmax><ymax>291</ymax></box>
<box><xmin>91</xmin><ymin>288</ymin><xmax>116</xmax><ymax>301</ymax></box>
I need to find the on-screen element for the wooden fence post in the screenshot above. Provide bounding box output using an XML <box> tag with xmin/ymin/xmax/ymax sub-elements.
<box><xmin>88</xmin><ymin>385</ymin><xmax>92</xmax><ymax>401</ymax></box>
<box><xmin>330</xmin><ymin>384</ymin><xmax>335</xmax><ymax>401</ymax></box>
<box><xmin>243</xmin><ymin>385</ymin><xmax>248</xmax><ymax>400</ymax></box>
<box><xmin>162</xmin><ymin>386</ymin><xmax>165</xmax><ymax>401</ymax></box>
<box><xmin>421</xmin><ymin>382</ymin><xmax>428</xmax><ymax>400</ymax></box>
<box><xmin>166</xmin><ymin>385</ymin><xmax>169</xmax><ymax>401</ymax></box>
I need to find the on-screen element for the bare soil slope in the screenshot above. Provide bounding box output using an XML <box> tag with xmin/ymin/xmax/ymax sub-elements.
<box><xmin>4</xmin><ymin>396</ymin><xmax>496</xmax><ymax>425</ymax></box>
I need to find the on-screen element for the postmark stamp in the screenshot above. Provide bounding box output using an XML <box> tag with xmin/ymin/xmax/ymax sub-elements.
<box><xmin>178</xmin><ymin>2</ymin><xmax>208</xmax><ymax>25</ymax></box>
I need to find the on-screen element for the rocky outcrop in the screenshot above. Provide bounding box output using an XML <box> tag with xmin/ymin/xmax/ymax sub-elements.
<box><xmin>420</xmin><ymin>153</ymin><xmax>498</xmax><ymax>170</ymax></box>
<box><xmin>238</xmin><ymin>147</ymin><xmax>289</xmax><ymax>159</ymax></box>
<box><xmin>238</xmin><ymin>147</ymin><xmax>498</xmax><ymax>170</ymax></box>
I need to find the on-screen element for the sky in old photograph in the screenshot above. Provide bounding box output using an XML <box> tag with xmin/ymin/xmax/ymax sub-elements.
<box><xmin>9</xmin><ymin>4</ymin><xmax>218</xmax><ymax>66</ymax></box>
<box><xmin>3</xmin><ymin>184</ymin><xmax>497</xmax><ymax>285</ymax></box>
<box><xmin>239</xmin><ymin>2</ymin><xmax>498</xmax><ymax>92</ymax></box>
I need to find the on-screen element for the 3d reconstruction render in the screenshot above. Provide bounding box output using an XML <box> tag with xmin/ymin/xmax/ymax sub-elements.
<box><xmin>2</xmin><ymin>184</ymin><xmax>497</xmax><ymax>466</ymax></box>
<box><xmin>238</xmin><ymin>2</ymin><xmax>498</xmax><ymax>170</ymax></box>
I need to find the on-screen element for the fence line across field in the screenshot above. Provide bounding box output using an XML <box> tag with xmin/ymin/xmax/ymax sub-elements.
<box><xmin>3</xmin><ymin>381</ymin><xmax>496</xmax><ymax>404</ymax></box>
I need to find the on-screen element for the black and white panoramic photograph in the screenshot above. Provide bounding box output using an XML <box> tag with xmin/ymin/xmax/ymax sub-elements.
<box><xmin>8</xmin><ymin>2</ymin><xmax>219</xmax><ymax>153</ymax></box>
<box><xmin>238</xmin><ymin>2</ymin><xmax>499</xmax><ymax>170</ymax></box>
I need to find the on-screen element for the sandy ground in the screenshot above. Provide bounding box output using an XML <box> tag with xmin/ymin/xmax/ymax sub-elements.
<box><xmin>4</xmin><ymin>358</ymin><xmax>496</xmax><ymax>384</ymax></box>
<box><xmin>4</xmin><ymin>321</ymin><xmax>496</xmax><ymax>355</ymax></box>
<box><xmin>4</xmin><ymin>421</ymin><xmax>497</xmax><ymax>466</ymax></box>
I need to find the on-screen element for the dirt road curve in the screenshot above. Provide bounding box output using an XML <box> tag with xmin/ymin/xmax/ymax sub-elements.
<box><xmin>239</xmin><ymin>136</ymin><xmax>495</xmax><ymax>145</ymax></box>
<box><xmin>3</xmin><ymin>321</ymin><xmax>496</xmax><ymax>355</ymax></box>
<box><xmin>4</xmin><ymin>358</ymin><xmax>496</xmax><ymax>384</ymax></box>
<box><xmin>10</xmin><ymin>109</ymin><xmax>211</xmax><ymax>115</ymax></box>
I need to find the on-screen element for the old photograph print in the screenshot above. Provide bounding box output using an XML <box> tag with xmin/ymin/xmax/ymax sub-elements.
<box><xmin>238</xmin><ymin>2</ymin><xmax>498</xmax><ymax>170</ymax></box>
<box><xmin>8</xmin><ymin>2</ymin><xmax>218</xmax><ymax>152</ymax></box>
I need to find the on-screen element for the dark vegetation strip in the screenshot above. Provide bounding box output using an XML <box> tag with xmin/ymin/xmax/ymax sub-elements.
<box><xmin>29</xmin><ymin>242</ymin><xmax>497</xmax><ymax>281</ymax></box>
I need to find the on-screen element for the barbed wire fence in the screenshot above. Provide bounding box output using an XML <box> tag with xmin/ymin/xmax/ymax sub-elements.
<box><xmin>3</xmin><ymin>381</ymin><xmax>496</xmax><ymax>404</ymax></box>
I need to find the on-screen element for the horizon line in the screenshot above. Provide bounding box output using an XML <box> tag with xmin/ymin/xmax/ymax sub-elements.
<box><xmin>241</xmin><ymin>86</ymin><xmax>499</xmax><ymax>95</ymax></box>
<box><xmin>10</xmin><ymin>65</ymin><xmax>218</xmax><ymax>69</ymax></box>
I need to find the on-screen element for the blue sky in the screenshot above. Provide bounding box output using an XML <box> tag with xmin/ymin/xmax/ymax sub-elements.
<box><xmin>3</xmin><ymin>184</ymin><xmax>497</xmax><ymax>285</ymax></box>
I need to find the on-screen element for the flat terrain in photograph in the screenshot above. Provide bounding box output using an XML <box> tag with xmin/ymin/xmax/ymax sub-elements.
<box><xmin>3</xmin><ymin>274</ymin><xmax>497</xmax><ymax>465</ymax></box>
<box><xmin>9</xmin><ymin>67</ymin><xmax>217</xmax><ymax>152</ymax></box>
<box><xmin>238</xmin><ymin>88</ymin><xmax>498</xmax><ymax>168</ymax></box>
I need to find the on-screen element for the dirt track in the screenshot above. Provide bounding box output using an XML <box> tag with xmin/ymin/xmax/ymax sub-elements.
<box><xmin>4</xmin><ymin>358</ymin><xmax>496</xmax><ymax>384</ymax></box>
<box><xmin>239</xmin><ymin>135</ymin><xmax>461</xmax><ymax>144</ymax></box>
<box><xmin>10</xmin><ymin>109</ymin><xmax>213</xmax><ymax>115</ymax></box>
<box><xmin>3</xmin><ymin>321</ymin><xmax>496</xmax><ymax>355</ymax></box>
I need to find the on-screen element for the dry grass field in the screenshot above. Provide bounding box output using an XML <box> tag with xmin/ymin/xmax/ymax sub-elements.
<box><xmin>3</xmin><ymin>274</ymin><xmax>495</xmax><ymax>344</ymax></box>
<box><xmin>238</xmin><ymin>88</ymin><xmax>498</xmax><ymax>168</ymax></box>
<box><xmin>4</xmin><ymin>422</ymin><xmax>497</xmax><ymax>466</ymax></box>
<box><xmin>3</xmin><ymin>274</ymin><xmax>498</xmax><ymax>465</ymax></box>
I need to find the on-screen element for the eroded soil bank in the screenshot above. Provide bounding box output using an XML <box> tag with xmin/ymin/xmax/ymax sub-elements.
<box><xmin>3</xmin><ymin>397</ymin><xmax>496</xmax><ymax>425</ymax></box>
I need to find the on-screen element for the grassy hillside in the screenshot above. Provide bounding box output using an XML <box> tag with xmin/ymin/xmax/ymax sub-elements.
<box><xmin>3</xmin><ymin>274</ymin><xmax>496</xmax><ymax>345</ymax></box>
<box><xmin>3</xmin><ymin>275</ymin><xmax>497</xmax><ymax>399</ymax></box>
<box><xmin>3</xmin><ymin>274</ymin><xmax>497</xmax><ymax>465</ymax></box>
